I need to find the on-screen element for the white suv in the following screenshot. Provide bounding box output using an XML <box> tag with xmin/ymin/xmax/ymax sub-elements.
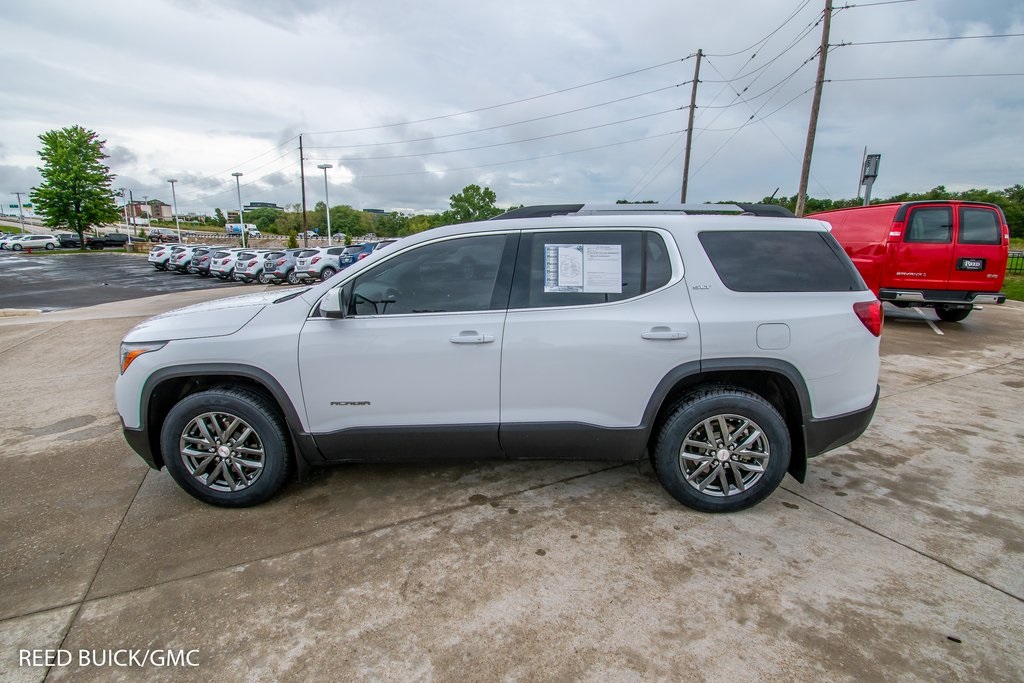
<box><xmin>116</xmin><ymin>204</ymin><xmax>881</xmax><ymax>512</ymax></box>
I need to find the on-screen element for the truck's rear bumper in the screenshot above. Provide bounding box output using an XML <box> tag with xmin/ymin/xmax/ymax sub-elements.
<box><xmin>879</xmin><ymin>288</ymin><xmax>1005</xmax><ymax>306</ymax></box>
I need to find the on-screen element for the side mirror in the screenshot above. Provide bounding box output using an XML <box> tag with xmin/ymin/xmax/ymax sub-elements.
<box><xmin>320</xmin><ymin>287</ymin><xmax>345</xmax><ymax>319</ymax></box>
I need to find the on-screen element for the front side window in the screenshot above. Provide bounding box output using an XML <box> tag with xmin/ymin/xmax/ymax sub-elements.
<box><xmin>509</xmin><ymin>230</ymin><xmax>669</xmax><ymax>309</ymax></box>
<box><xmin>348</xmin><ymin>234</ymin><xmax>511</xmax><ymax>316</ymax></box>
<box><xmin>905</xmin><ymin>207</ymin><xmax>953</xmax><ymax>243</ymax></box>
<box><xmin>959</xmin><ymin>207</ymin><xmax>1001</xmax><ymax>245</ymax></box>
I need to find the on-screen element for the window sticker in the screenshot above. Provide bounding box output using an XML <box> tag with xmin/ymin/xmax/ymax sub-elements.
<box><xmin>544</xmin><ymin>244</ymin><xmax>622</xmax><ymax>293</ymax></box>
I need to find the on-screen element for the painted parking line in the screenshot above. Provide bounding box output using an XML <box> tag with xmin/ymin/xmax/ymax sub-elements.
<box><xmin>914</xmin><ymin>307</ymin><xmax>944</xmax><ymax>335</ymax></box>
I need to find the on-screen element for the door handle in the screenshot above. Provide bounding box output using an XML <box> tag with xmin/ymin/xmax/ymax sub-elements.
<box><xmin>449</xmin><ymin>331</ymin><xmax>495</xmax><ymax>344</ymax></box>
<box><xmin>641</xmin><ymin>326</ymin><xmax>688</xmax><ymax>340</ymax></box>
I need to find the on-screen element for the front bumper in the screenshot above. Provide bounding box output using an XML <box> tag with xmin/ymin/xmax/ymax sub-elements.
<box><xmin>123</xmin><ymin>424</ymin><xmax>160</xmax><ymax>469</ymax></box>
<box><xmin>804</xmin><ymin>386</ymin><xmax>879</xmax><ymax>458</ymax></box>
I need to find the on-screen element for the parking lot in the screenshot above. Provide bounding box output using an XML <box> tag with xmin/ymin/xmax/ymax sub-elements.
<box><xmin>0</xmin><ymin>283</ymin><xmax>1022</xmax><ymax>680</ymax></box>
<box><xmin>0</xmin><ymin>251</ymin><xmax>248</xmax><ymax>312</ymax></box>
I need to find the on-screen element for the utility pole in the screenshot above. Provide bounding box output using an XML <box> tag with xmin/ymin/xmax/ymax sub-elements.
<box><xmin>13</xmin><ymin>192</ymin><xmax>26</xmax><ymax>233</ymax></box>
<box><xmin>299</xmin><ymin>134</ymin><xmax>309</xmax><ymax>248</ymax></box>
<box><xmin>795</xmin><ymin>0</ymin><xmax>833</xmax><ymax>217</ymax></box>
<box><xmin>680</xmin><ymin>49</ymin><xmax>703</xmax><ymax>204</ymax></box>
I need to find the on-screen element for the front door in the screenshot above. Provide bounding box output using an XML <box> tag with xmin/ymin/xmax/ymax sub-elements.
<box><xmin>297</xmin><ymin>233</ymin><xmax>516</xmax><ymax>461</ymax></box>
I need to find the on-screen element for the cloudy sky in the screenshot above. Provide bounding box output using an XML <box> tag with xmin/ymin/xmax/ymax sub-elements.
<box><xmin>2</xmin><ymin>0</ymin><xmax>1022</xmax><ymax>216</ymax></box>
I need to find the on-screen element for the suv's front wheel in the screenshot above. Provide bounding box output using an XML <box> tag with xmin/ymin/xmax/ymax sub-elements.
<box><xmin>160</xmin><ymin>387</ymin><xmax>291</xmax><ymax>507</ymax></box>
<box><xmin>653</xmin><ymin>386</ymin><xmax>790</xmax><ymax>513</ymax></box>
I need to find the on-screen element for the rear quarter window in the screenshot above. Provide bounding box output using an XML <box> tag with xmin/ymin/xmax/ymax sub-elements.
<box><xmin>698</xmin><ymin>230</ymin><xmax>865</xmax><ymax>292</ymax></box>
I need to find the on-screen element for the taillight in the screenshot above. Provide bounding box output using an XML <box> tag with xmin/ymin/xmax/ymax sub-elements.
<box><xmin>276</xmin><ymin>259</ymin><xmax>286</xmax><ymax>266</ymax></box>
<box><xmin>853</xmin><ymin>300</ymin><xmax>883</xmax><ymax>337</ymax></box>
<box><xmin>312</xmin><ymin>256</ymin><xmax>321</xmax><ymax>264</ymax></box>
<box><xmin>248</xmin><ymin>260</ymin><xmax>256</xmax><ymax>267</ymax></box>
<box><xmin>357</xmin><ymin>252</ymin><xmax>368</xmax><ymax>260</ymax></box>
<box><xmin>200</xmin><ymin>257</ymin><xmax>208</xmax><ymax>263</ymax></box>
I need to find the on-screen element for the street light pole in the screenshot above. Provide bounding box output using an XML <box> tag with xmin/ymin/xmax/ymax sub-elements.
<box><xmin>232</xmin><ymin>172</ymin><xmax>246</xmax><ymax>249</ymax></box>
<box><xmin>118</xmin><ymin>188</ymin><xmax>132</xmax><ymax>244</ymax></box>
<box><xmin>317</xmin><ymin>163</ymin><xmax>333</xmax><ymax>246</ymax></box>
<box><xmin>13</xmin><ymin>192</ymin><xmax>26</xmax><ymax>234</ymax></box>
<box><xmin>167</xmin><ymin>179</ymin><xmax>182</xmax><ymax>242</ymax></box>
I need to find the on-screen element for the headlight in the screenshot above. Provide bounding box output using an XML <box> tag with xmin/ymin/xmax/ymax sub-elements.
<box><xmin>119</xmin><ymin>342</ymin><xmax>167</xmax><ymax>374</ymax></box>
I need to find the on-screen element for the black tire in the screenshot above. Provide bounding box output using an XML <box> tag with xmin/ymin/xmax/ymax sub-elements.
<box><xmin>286</xmin><ymin>270</ymin><xmax>299</xmax><ymax>285</ymax></box>
<box><xmin>935</xmin><ymin>304</ymin><xmax>971</xmax><ymax>323</ymax></box>
<box><xmin>257</xmin><ymin>271</ymin><xmax>272</xmax><ymax>285</ymax></box>
<box><xmin>160</xmin><ymin>387</ymin><xmax>292</xmax><ymax>507</ymax></box>
<box><xmin>320</xmin><ymin>267</ymin><xmax>336</xmax><ymax>281</ymax></box>
<box><xmin>45</xmin><ymin>243</ymin><xmax>55</xmax><ymax>250</ymax></box>
<box><xmin>12</xmin><ymin>244</ymin><xmax>22</xmax><ymax>251</ymax></box>
<box><xmin>653</xmin><ymin>385</ymin><xmax>790</xmax><ymax>513</ymax></box>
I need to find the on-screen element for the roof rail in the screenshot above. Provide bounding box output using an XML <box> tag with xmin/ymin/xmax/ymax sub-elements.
<box><xmin>491</xmin><ymin>202</ymin><xmax>795</xmax><ymax>220</ymax></box>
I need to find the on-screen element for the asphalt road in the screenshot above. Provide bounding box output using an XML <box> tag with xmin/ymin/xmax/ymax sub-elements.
<box><xmin>0</xmin><ymin>250</ymin><xmax>245</xmax><ymax>311</ymax></box>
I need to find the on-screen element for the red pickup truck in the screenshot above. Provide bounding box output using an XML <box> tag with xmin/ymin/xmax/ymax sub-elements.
<box><xmin>809</xmin><ymin>201</ymin><xmax>1008</xmax><ymax>322</ymax></box>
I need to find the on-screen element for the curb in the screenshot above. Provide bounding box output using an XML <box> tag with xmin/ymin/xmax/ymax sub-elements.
<box><xmin>0</xmin><ymin>308</ymin><xmax>43</xmax><ymax>317</ymax></box>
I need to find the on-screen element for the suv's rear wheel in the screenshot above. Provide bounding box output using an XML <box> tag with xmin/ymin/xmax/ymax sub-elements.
<box><xmin>320</xmin><ymin>267</ymin><xmax>336</xmax><ymax>281</ymax></box>
<box><xmin>160</xmin><ymin>387</ymin><xmax>291</xmax><ymax>507</ymax></box>
<box><xmin>286</xmin><ymin>270</ymin><xmax>299</xmax><ymax>285</ymax></box>
<box><xmin>653</xmin><ymin>386</ymin><xmax>790</xmax><ymax>513</ymax></box>
<box><xmin>935</xmin><ymin>304</ymin><xmax>971</xmax><ymax>323</ymax></box>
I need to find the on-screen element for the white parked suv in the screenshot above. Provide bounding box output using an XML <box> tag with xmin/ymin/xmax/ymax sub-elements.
<box><xmin>116</xmin><ymin>204</ymin><xmax>881</xmax><ymax>512</ymax></box>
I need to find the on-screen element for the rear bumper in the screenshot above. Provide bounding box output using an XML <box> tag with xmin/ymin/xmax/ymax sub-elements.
<box><xmin>879</xmin><ymin>288</ymin><xmax>1005</xmax><ymax>306</ymax></box>
<box><xmin>804</xmin><ymin>386</ymin><xmax>879</xmax><ymax>458</ymax></box>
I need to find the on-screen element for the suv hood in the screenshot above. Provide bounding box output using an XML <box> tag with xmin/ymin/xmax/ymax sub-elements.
<box><xmin>123</xmin><ymin>290</ymin><xmax>283</xmax><ymax>343</ymax></box>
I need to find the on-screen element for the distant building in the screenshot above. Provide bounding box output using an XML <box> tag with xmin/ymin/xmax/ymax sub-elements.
<box><xmin>244</xmin><ymin>202</ymin><xmax>283</xmax><ymax>212</ymax></box>
<box><xmin>226</xmin><ymin>210</ymin><xmax>240</xmax><ymax>223</ymax></box>
<box><xmin>363</xmin><ymin>208</ymin><xmax>386</xmax><ymax>215</ymax></box>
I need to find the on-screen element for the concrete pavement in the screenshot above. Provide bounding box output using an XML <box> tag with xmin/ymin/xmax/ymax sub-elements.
<box><xmin>1</xmin><ymin>293</ymin><xmax>1022</xmax><ymax>681</ymax></box>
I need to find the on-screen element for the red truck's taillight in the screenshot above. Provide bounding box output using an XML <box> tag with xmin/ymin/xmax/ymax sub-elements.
<box><xmin>853</xmin><ymin>300</ymin><xmax>883</xmax><ymax>337</ymax></box>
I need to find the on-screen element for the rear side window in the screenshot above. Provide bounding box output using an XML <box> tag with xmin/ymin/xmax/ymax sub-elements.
<box><xmin>959</xmin><ymin>207</ymin><xmax>1001</xmax><ymax>245</ymax></box>
<box><xmin>297</xmin><ymin>250</ymin><xmax>319</xmax><ymax>258</ymax></box>
<box><xmin>699</xmin><ymin>230</ymin><xmax>865</xmax><ymax>292</ymax></box>
<box><xmin>905</xmin><ymin>207</ymin><xmax>953</xmax><ymax>243</ymax></box>
<box><xmin>509</xmin><ymin>230</ymin><xmax>670</xmax><ymax>309</ymax></box>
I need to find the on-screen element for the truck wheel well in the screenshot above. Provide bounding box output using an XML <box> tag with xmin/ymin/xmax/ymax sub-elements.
<box><xmin>649</xmin><ymin>370</ymin><xmax>807</xmax><ymax>481</ymax></box>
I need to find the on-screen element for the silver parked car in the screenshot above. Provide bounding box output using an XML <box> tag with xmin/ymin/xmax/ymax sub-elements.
<box><xmin>233</xmin><ymin>250</ymin><xmax>274</xmax><ymax>284</ymax></box>
<box><xmin>3</xmin><ymin>234</ymin><xmax>58</xmax><ymax>251</ymax></box>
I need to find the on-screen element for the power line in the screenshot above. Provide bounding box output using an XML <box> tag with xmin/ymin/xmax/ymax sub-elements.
<box><xmin>307</xmin><ymin>108</ymin><xmax>681</xmax><ymax>162</ymax></box>
<box><xmin>834</xmin><ymin>33</ymin><xmax>1024</xmax><ymax>47</ymax></box>
<box><xmin>827</xmin><ymin>73</ymin><xmax>1024</xmax><ymax>82</ymax></box>
<box><xmin>305</xmin><ymin>56</ymin><xmax>693</xmax><ymax>135</ymax></box>
<box><xmin>305</xmin><ymin>82</ymin><xmax>689</xmax><ymax>150</ymax></box>
<box><xmin>704</xmin><ymin>0</ymin><xmax>813</xmax><ymax>57</ymax></box>
<box><xmin>172</xmin><ymin>135</ymin><xmax>299</xmax><ymax>190</ymax></box>
<box><xmin>836</xmin><ymin>0</ymin><xmax>918</xmax><ymax>7</ymax></box>
<box><xmin>351</xmin><ymin>130</ymin><xmax>686</xmax><ymax>180</ymax></box>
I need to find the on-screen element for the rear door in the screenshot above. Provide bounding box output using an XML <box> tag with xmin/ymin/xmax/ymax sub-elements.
<box><xmin>889</xmin><ymin>204</ymin><xmax>953</xmax><ymax>291</ymax></box>
<box><xmin>499</xmin><ymin>228</ymin><xmax>695</xmax><ymax>458</ymax></box>
<box><xmin>948</xmin><ymin>204</ymin><xmax>1007</xmax><ymax>292</ymax></box>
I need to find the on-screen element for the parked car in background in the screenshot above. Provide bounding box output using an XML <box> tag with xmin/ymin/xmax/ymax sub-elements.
<box><xmin>809</xmin><ymin>200</ymin><xmax>1009</xmax><ymax>322</ymax></box>
<box><xmin>168</xmin><ymin>245</ymin><xmax>208</xmax><ymax>273</ymax></box>
<box><xmin>295</xmin><ymin>245</ymin><xmax>347</xmax><ymax>282</ymax></box>
<box><xmin>147</xmin><ymin>243</ymin><xmax>182</xmax><ymax>270</ymax></box>
<box><xmin>210</xmin><ymin>248</ymin><xmax>247</xmax><ymax>280</ymax></box>
<box><xmin>0</xmin><ymin>235</ymin><xmax>26</xmax><ymax>249</ymax></box>
<box><xmin>188</xmin><ymin>247</ymin><xmax>215</xmax><ymax>275</ymax></box>
<box><xmin>86</xmin><ymin>233</ymin><xmax>131</xmax><ymax>249</ymax></box>
<box><xmin>6</xmin><ymin>234</ymin><xmax>58</xmax><ymax>251</ymax></box>
<box><xmin>57</xmin><ymin>233</ymin><xmax>82</xmax><ymax>248</ymax></box>
<box><xmin>233</xmin><ymin>250</ymin><xmax>274</xmax><ymax>283</ymax></box>
<box><xmin>264</xmin><ymin>248</ymin><xmax>312</xmax><ymax>285</ymax></box>
<box><xmin>148</xmin><ymin>228</ymin><xmax>178</xmax><ymax>243</ymax></box>
<box><xmin>338</xmin><ymin>242</ymin><xmax>377</xmax><ymax>269</ymax></box>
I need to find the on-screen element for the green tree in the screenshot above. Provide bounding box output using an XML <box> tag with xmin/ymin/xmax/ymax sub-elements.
<box><xmin>244</xmin><ymin>207</ymin><xmax>281</xmax><ymax>232</ymax></box>
<box><xmin>445</xmin><ymin>184</ymin><xmax>504</xmax><ymax>224</ymax></box>
<box><xmin>213</xmin><ymin>208</ymin><xmax>227</xmax><ymax>227</ymax></box>
<box><xmin>31</xmin><ymin>125</ymin><xmax>119</xmax><ymax>245</ymax></box>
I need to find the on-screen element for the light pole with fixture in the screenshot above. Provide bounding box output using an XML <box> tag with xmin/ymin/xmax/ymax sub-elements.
<box><xmin>231</xmin><ymin>172</ymin><xmax>246</xmax><ymax>248</ymax></box>
<box><xmin>117</xmin><ymin>188</ymin><xmax>132</xmax><ymax>244</ymax></box>
<box><xmin>317</xmin><ymin>163</ymin><xmax>333</xmax><ymax>246</ymax></box>
<box><xmin>167</xmin><ymin>179</ymin><xmax>182</xmax><ymax>242</ymax></box>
